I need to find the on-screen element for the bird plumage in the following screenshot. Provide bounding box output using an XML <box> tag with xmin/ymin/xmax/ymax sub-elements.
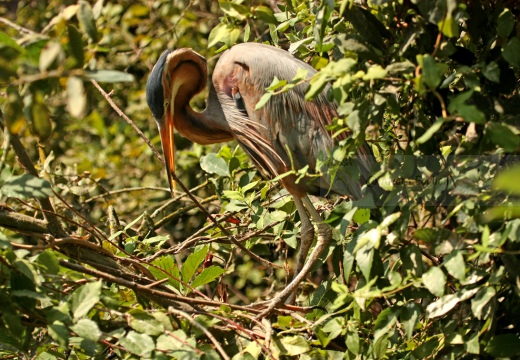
<box><xmin>146</xmin><ymin>42</ymin><xmax>377</xmax><ymax>315</ymax></box>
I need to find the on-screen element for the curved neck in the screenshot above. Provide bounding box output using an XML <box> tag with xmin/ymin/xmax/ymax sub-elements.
<box><xmin>176</xmin><ymin>84</ymin><xmax>234</xmax><ymax>145</ymax></box>
<box><xmin>169</xmin><ymin>61</ymin><xmax>233</xmax><ymax>145</ymax></box>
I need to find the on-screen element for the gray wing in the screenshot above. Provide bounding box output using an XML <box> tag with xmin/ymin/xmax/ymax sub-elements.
<box><xmin>213</xmin><ymin>43</ymin><xmax>373</xmax><ymax>199</ymax></box>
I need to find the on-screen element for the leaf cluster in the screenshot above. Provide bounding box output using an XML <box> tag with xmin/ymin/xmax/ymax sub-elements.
<box><xmin>1</xmin><ymin>0</ymin><xmax>520</xmax><ymax>359</ymax></box>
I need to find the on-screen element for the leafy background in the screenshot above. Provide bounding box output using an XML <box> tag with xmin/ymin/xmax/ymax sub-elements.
<box><xmin>1</xmin><ymin>0</ymin><xmax>520</xmax><ymax>358</ymax></box>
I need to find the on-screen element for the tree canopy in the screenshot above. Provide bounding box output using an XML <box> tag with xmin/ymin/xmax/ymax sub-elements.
<box><xmin>0</xmin><ymin>0</ymin><xmax>520</xmax><ymax>358</ymax></box>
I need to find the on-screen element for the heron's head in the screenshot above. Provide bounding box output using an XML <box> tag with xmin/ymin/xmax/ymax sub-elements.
<box><xmin>146</xmin><ymin>49</ymin><xmax>207</xmax><ymax>193</ymax></box>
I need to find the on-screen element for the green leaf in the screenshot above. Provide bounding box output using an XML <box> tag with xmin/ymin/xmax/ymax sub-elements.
<box><xmin>254</xmin><ymin>5</ymin><xmax>276</xmax><ymax>24</ymax></box>
<box><xmin>502</xmin><ymin>37</ymin><xmax>520</xmax><ymax>68</ymax></box>
<box><xmin>77</xmin><ymin>0</ymin><xmax>98</xmax><ymax>42</ymax></box>
<box><xmin>363</xmin><ymin>65</ymin><xmax>388</xmax><ymax>80</ymax></box>
<box><xmin>416</xmin><ymin>117</ymin><xmax>446</xmax><ymax>144</ymax></box>
<box><xmin>67</xmin><ymin>24</ymin><xmax>84</xmax><ymax>67</ymax></box>
<box><xmin>418</xmin><ymin>54</ymin><xmax>448</xmax><ymax>89</ymax></box>
<box><xmin>0</xmin><ymin>31</ymin><xmax>24</xmax><ymax>59</ymax></box>
<box><xmin>484</xmin><ymin>334</ymin><xmax>520</xmax><ymax>357</ymax></box>
<box><xmin>254</xmin><ymin>92</ymin><xmax>272</xmax><ymax>110</ymax></box>
<box><xmin>426</xmin><ymin>288</ymin><xmax>479</xmax><ymax>318</ymax></box>
<box><xmin>190</xmin><ymin>265</ymin><xmax>225</xmax><ymax>289</ymax></box>
<box><xmin>355</xmin><ymin>245</ymin><xmax>374</xmax><ymax>280</ymax></box>
<box><xmin>182</xmin><ymin>246</ymin><xmax>209</xmax><ymax>283</ymax></box>
<box><xmin>36</xmin><ymin>250</ymin><xmax>60</xmax><ymax>275</ymax></box>
<box><xmin>443</xmin><ymin>250</ymin><xmax>465</xmax><ymax>281</ymax></box>
<box><xmin>207</xmin><ymin>23</ymin><xmax>240</xmax><ymax>48</ymax></box>
<box><xmin>278</xmin><ymin>335</ymin><xmax>311</xmax><ymax>356</ymax></box>
<box><xmin>486</xmin><ymin>122</ymin><xmax>520</xmax><ymax>151</ymax></box>
<box><xmin>156</xmin><ymin>330</ymin><xmax>197</xmax><ymax>354</ymax></box>
<box><xmin>346</xmin><ymin>329</ymin><xmax>360</xmax><ymax>355</ymax></box>
<box><xmin>374</xmin><ymin>307</ymin><xmax>400</xmax><ymax>342</ymax></box>
<box><xmin>438</xmin><ymin>15</ymin><xmax>459</xmax><ymax>38</ymax></box>
<box><xmin>119</xmin><ymin>331</ymin><xmax>155</xmax><ymax>358</ymax></box>
<box><xmin>29</xmin><ymin>92</ymin><xmax>53</xmax><ymax>142</ymax></box>
<box><xmin>150</xmin><ymin>256</ymin><xmax>181</xmax><ymax>290</ymax></box>
<box><xmin>322</xmin><ymin>318</ymin><xmax>345</xmax><ymax>341</ymax></box>
<box><xmin>482</xmin><ymin>61</ymin><xmax>500</xmax><ymax>83</ymax></box>
<box><xmin>401</xmin><ymin>245</ymin><xmax>424</xmax><ymax>277</ymax></box>
<box><xmin>471</xmin><ymin>286</ymin><xmax>495</xmax><ymax>320</ymax></box>
<box><xmin>48</xmin><ymin>321</ymin><xmax>69</xmax><ymax>348</ymax></box>
<box><xmin>128</xmin><ymin>309</ymin><xmax>164</xmax><ymax>336</ymax></box>
<box><xmin>219</xmin><ymin>1</ymin><xmax>250</xmax><ymax>20</ymax></box>
<box><xmin>466</xmin><ymin>333</ymin><xmax>480</xmax><ymax>354</ymax></box>
<box><xmin>2</xmin><ymin>173</ymin><xmax>53</xmax><ymax>199</ymax></box>
<box><xmin>200</xmin><ymin>153</ymin><xmax>229</xmax><ymax>176</ymax></box>
<box><xmin>422</xmin><ymin>267</ymin><xmax>446</xmax><ymax>297</ymax></box>
<box><xmin>67</xmin><ymin>77</ymin><xmax>87</xmax><ymax>118</ymax></box>
<box><xmin>497</xmin><ymin>9</ymin><xmax>515</xmax><ymax>38</ymax></box>
<box><xmin>39</xmin><ymin>41</ymin><xmax>63</xmax><ymax>72</ymax></box>
<box><xmin>353</xmin><ymin>208</ymin><xmax>370</xmax><ymax>224</ymax></box>
<box><xmin>70</xmin><ymin>318</ymin><xmax>101</xmax><ymax>342</ymax></box>
<box><xmin>71</xmin><ymin>280</ymin><xmax>102</xmax><ymax>320</ymax></box>
<box><xmin>84</xmin><ymin>70</ymin><xmax>135</xmax><ymax>83</ymax></box>
<box><xmin>493</xmin><ymin>165</ymin><xmax>520</xmax><ymax>195</ymax></box>
<box><xmin>400</xmin><ymin>303</ymin><xmax>420</xmax><ymax>340</ymax></box>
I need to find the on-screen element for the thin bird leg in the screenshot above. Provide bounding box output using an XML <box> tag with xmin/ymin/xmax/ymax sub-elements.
<box><xmin>285</xmin><ymin>196</ymin><xmax>314</xmax><ymax>305</ymax></box>
<box><xmin>256</xmin><ymin>195</ymin><xmax>332</xmax><ymax>318</ymax></box>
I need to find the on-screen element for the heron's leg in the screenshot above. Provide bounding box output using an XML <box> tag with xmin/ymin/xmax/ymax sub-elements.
<box><xmin>256</xmin><ymin>195</ymin><xmax>332</xmax><ymax>318</ymax></box>
<box><xmin>285</xmin><ymin>196</ymin><xmax>314</xmax><ymax>305</ymax></box>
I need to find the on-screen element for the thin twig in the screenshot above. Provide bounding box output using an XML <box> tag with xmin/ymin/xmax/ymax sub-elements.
<box><xmin>168</xmin><ymin>307</ymin><xmax>230</xmax><ymax>360</ymax></box>
<box><xmin>0</xmin><ymin>16</ymin><xmax>40</xmax><ymax>35</ymax></box>
<box><xmin>90</xmin><ymin>80</ymin><xmax>165</xmax><ymax>165</ymax></box>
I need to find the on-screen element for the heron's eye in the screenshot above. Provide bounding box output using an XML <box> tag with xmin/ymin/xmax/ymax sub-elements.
<box><xmin>164</xmin><ymin>100</ymin><xmax>169</xmax><ymax>110</ymax></box>
<box><xmin>232</xmin><ymin>87</ymin><xmax>247</xmax><ymax>115</ymax></box>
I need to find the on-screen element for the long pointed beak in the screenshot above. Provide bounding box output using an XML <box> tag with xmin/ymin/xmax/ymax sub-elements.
<box><xmin>158</xmin><ymin>114</ymin><xmax>175</xmax><ymax>194</ymax></box>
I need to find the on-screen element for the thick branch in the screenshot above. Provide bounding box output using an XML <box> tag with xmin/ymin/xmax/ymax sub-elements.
<box><xmin>8</xmin><ymin>133</ymin><xmax>67</xmax><ymax>237</ymax></box>
<box><xmin>0</xmin><ymin>209</ymin><xmax>49</xmax><ymax>233</ymax></box>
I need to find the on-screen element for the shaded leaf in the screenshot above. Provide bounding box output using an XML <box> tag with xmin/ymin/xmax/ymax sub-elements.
<box><xmin>484</xmin><ymin>334</ymin><xmax>520</xmax><ymax>357</ymax></box>
<box><xmin>502</xmin><ymin>37</ymin><xmax>520</xmax><ymax>68</ymax></box>
<box><xmin>2</xmin><ymin>174</ymin><xmax>53</xmax><ymax>199</ymax></box>
<box><xmin>493</xmin><ymin>165</ymin><xmax>520</xmax><ymax>195</ymax></box>
<box><xmin>77</xmin><ymin>0</ymin><xmax>98</xmax><ymax>42</ymax></box>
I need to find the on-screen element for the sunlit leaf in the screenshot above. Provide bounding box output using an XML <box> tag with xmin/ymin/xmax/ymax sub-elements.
<box><xmin>84</xmin><ymin>70</ymin><xmax>135</xmax><ymax>82</ymax></box>
<box><xmin>200</xmin><ymin>153</ymin><xmax>229</xmax><ymax>176</ymax></box>
<box><xmin>70</xmin><ymin>280</ymin><xmax>102</xmax><ymax>320</ymax></box>
<box><xmin>67</xmin><ymin>77</ymin><xmax>87</xmax><ymax>118</ymax></box>
<box><xmin>128</xmin><ymin>309</ymin><xmax>164</xmax><ymax>336</ymax></box>
<box><xmin>119</xmin><ymin>331</ymin><xmax>155</xmax><ymax>358</ymax></box>
<box><xmin>191</xmin><ymin>266</ymin><xmax>225</xmax><ymax>289</ymax></box>
<box><xmin>182</xmin><ymin>246</ymin><xmax>209</xmax><ymax>284</ymax></box>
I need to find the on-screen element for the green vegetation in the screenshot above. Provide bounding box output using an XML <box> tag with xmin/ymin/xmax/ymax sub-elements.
<box><xmin>1</xmin><ymin>0</ymin><xmax>520</xmax><ymax>358</ymax></box>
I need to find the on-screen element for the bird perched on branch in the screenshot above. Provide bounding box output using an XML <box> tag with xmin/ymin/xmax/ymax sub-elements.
<box><xmin>146</xmin><ymin>42</ymin><xmax>376</xmax><ymax>316</ymax></box>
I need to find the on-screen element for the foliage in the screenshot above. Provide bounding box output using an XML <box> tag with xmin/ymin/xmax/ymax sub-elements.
<box><xmin>0</xmin><ymin>0</ymin><xmax>520</xmax><ymax>358</ymax></box>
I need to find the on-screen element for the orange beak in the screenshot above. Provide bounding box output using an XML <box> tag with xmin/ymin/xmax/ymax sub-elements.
<box><xmin>158</xmin><ymin>113</ymin><xmax>176</xmax><ymax>194</ymax></box>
